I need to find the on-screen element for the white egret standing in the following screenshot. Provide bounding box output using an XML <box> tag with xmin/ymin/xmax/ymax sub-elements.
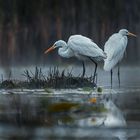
<box><xmin>104</xmin><ymin>29</ymin><xmax>136</xmax><ymax>88</ymax></box>
<box><xmin>44</xmin><ymin>35</ymin><xmax>106</xmax><ymax>83</ymax></box>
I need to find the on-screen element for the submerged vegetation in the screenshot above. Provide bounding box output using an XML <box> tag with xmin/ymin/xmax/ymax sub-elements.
<box><xmin>0</xmin><ymin>93</ymin><xmax>107</xmax><ymax>127</ymax></box>
<box><xmin>0</xmin><ymin>67</ymin><xmax>95</xmax><ymax>89</ymax></box>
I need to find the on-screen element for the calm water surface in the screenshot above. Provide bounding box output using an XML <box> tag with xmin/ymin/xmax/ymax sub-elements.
<box><xmin>0</xmin><ymin>66</ymin><xmax>139</xmax><ymax>140</ymax></box>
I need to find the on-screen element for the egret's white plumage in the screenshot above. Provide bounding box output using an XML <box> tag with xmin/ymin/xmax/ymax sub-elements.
<box><xmin>103</xmin><ymin>29</ymin><xmax>136</xmax><ymax>87</ymax></box>
<box><xmin>67</xmin><ymin>35</ymin><xmax>106</xmax><ymax>60</ymax></box>
<box><xmin>45</xmin><ymin>35</ymin><xmax>106</xmax><ymax>79</ymax></box>
<box><xmin>104</xmin><ymin>29</ymin><xmax>136</xmax><ymax>71</ymax></box>
<box><xmin>49</xmin><ymin>35</ymin><xmax>106</xmax><ymax>60</ymax></box>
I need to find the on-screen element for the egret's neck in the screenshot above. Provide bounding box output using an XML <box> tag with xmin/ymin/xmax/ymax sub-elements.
<box><xmin>58</xmin><ymin>43</ymin><xmax>74</xmax><ymax>58</ymax></box>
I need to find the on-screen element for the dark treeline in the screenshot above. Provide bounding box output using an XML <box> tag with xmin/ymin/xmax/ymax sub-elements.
<box><xmin>0</xmin><ymin>0</ymin><xmax>139</xmax><ymax>66</ymax></box>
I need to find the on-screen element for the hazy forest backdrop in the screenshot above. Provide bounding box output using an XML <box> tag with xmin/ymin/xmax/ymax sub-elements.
<box><xmin>0</xmin><ymin>0</ymin><xmax>139</xmax><ymax>66</ymax></box>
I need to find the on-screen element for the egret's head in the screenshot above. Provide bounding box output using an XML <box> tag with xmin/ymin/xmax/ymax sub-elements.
<box><xmin>119</xmin><ymin>29</ymin><xmax>137</xmax><ymax>37</ymax></box>
<box><xmin>54</xmin><ymin>40</ymin><xmax>67</xmax><ymax>48</ymax></box>
<box><xmin>44</xmin><ymin>40</ymin><xmax>66</xmax><ymax>54</ymax></box>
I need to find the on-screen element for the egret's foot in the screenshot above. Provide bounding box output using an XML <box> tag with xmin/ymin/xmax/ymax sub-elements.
<box><xmin>93</xmin><ymin>73</ymin><xmax>97</xmax><ymax>85</ymax></box>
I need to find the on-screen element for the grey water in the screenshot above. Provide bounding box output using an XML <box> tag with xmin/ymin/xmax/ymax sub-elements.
<box><xmin>0</xmin><ymin>65</ymin><xmax>140</xmax><ymax>139</ymax></box>
<box><xmin>0</xmin><ymin>91</ymin><xmax>140</xmax><ymax>140</ymax></box>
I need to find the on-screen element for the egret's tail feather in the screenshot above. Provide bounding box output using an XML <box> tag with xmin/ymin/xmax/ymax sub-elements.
<box><xmin>104</xmin><ymin>62</ymin><xmax>112</xmax><ymax>71</ymax></box>
<box><xmin>104</xmin><ymin>59</ymin><xmax>117</xmax><ymax>71</ymax></box>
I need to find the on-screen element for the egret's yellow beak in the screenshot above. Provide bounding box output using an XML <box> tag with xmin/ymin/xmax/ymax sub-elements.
<box><xmin>128</xmin><ymin>32</ymin><xmax>137</xmax><ymax>37</ymax></box>
<box><xmin>44</xmin><ymin>45</ymin><xmax>55</xmax><ymax>54</ymax></box>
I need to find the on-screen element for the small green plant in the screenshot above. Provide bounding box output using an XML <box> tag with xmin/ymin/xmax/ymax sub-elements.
<box><xmin>97</xmin><ymin>87</ymin><xmax>103</xmax><ymax>93</ymax></box>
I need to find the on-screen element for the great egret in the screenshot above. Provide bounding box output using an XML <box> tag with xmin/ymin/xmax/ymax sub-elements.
<box><xmin>104</xmin><ymin>29</ymin><xmax>136</xmax><ymax>87</ymax></box>
<box><xmin>44</xmin><ymin>35</ymin><xmax>106</xmax><ymax>82</ymax></box>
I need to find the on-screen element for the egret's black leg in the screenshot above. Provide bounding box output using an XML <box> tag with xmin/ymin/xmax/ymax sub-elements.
<box><xmin>96</xmin><ymin>73</ymin><xmax>98</xmax><ymax>85</ymax></box>
<box><xmin>82</xmin><ymin>61</ymin><xmax>85</xmax><ymax>77</ymax></box>
<box><xmin>111</xmin><ymin>69</ymin><xmax>113</xmax><ymax>89</ymax></box>
<box><xmin>118</xmin><ymin>64</ymin><xmax>120</xmax><ymax>88</ymax></box>
<box><xmin>88</xmin><ymin>57</ymin><xmax>97</xmax><ymax>83</ymax></box>
<box><xmin>94</xmin><ymin>64</ymin><xmax>97</xmax><ymax>84</ymax></box>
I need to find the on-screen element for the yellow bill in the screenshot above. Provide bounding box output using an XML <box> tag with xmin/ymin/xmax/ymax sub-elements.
<box><xmin>44</xmin><ymin>45</ymin><xmax>55</xmax><ymax>54</ymax></box>
<box><xmin>128</xmin><ymin>32</ymin><xmax>137</xmax><ymax>37</ymax></box>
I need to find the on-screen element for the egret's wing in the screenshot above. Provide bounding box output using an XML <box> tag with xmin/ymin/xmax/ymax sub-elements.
<box><xmin>68</xmin><ymin>35</ymin><xmax>105</xmax><ymax>59</ymax></box>
<box><xmin>104</xmin><ymin>34</ymin><xmax>128</xmax><ymax>71</ymax></box>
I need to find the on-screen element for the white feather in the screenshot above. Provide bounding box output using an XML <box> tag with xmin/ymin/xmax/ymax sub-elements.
<box><xmin>68</xmin><ymin>35</ymin><xmax>106</xmax><ymax>60</ymax></box>
<box><xmin>104</xmin><ymin>31</ymin><xmax>128</xmax><ymax>71</ymax></box>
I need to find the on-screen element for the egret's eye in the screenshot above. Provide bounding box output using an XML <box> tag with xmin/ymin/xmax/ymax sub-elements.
<box><xmin>54</xmin><ymin>44</ymin><xmax>57</xmax><ymax>48</ymax></box>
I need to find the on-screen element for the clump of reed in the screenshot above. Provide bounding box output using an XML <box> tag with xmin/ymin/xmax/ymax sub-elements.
<box><xmin>0</xmin><ymin>66</ymin><xmax>95</xmax><ymax>89</ymax></box>
<box><xmin>44</xmin><ymin>66</ymin><xmax>95</xmax><ymax>88</ymax></box>
<box><xmin>22</xmin><ymin>66</ymin><xmax>47</xmax><ymax>88</ymax></box>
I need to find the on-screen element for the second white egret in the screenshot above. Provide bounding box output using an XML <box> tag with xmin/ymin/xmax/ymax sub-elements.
<box><xmin>104</xmin><ymin>29</ymin><xmax>136</xmax><ymax>87</ymax></box>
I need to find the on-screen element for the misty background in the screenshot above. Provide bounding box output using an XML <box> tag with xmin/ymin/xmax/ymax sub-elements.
<box><xmin>0</xmin><ymin>0</ymin><xmax>139</xmax><ymax>67</ymax></box>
